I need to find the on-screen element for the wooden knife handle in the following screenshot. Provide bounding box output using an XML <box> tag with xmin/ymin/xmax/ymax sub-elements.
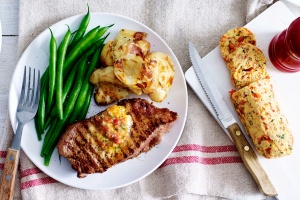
<box><xmin>227</xmin><ymin>123</ymin><xmax>277</xmax><ymax>197</ymax></box>
<box><xmin>0</xmin><ymin>148</ymin><xmax>20</xmax><ymax>200</ymax></box>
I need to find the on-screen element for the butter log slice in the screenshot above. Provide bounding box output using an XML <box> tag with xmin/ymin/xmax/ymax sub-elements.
<box><xmin>219</xmin><ymin>27</ymin><xmax>256</xmax><ymax>62</ymax></box>
<box><xmin>230</xmin><ymin>79</ymin><xmax>293</xmax><ymax>158</ymax></box>
<box><xmin>227</xmin><ymin>43</ymin><xmax>269</xmax><ymax>89</ymax></box>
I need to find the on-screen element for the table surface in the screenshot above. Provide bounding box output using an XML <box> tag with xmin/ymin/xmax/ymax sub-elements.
<box><xmin>2</xmin><ymin>0</ymin><xmax>299</xmax><ymax>135</ymax></box>
<box><xmin>0</xmin><ymin>1</ymin><xmax>298</xmax><ymax>199</ymax></box>
<box><xmin>1</xmin><ymin>0</ymin><xmax>299</xmax><ymax>145</ymax></box>
<box><xmin>0</xmin><ymin>0</ymin><xmax>19</xmax><ymax>138</ymax></box>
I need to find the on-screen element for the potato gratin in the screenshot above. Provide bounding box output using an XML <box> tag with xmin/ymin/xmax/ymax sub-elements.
<box><xmin>90</xmin><ymin>29</ymin><xmax>175</xmax><ymax>104</ymax></box>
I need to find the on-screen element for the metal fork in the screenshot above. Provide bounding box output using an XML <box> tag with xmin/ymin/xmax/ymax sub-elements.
<box><xmin>0</xmin><ymin>66</ymin><xmax>40</xmax><ymax>200</ymax></box>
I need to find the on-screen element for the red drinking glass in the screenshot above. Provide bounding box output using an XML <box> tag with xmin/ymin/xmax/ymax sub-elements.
<box><xmin>269</xmin><ymin>17</ymin><xmax>300</xmax><ymax>72</ymax></box>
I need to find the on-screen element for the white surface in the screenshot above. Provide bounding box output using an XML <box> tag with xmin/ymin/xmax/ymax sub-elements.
<box><xmin>185</xmin><ymin>2</ymin><xmax>299</xmax><ymax>200</ymax></box>
<box><xmin>8</xmin><ymin>13</ymin><xmax>188</xmax><ymax>190</ymax></box>
<box><xmin>280</xmin><ymin>0</ymin><xmax>300</xmax><ymax>16</ymax></box>
<box><xmin>282</xmin><ymin>0</ymin><xmax>300</xmax><ymax>7</ymax></box>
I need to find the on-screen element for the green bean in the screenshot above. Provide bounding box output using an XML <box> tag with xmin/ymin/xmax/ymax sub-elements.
<box><xmin>46</xmin><ymin>33</ymin><xmax>109</xmax><ymax>122</ymax></box>
<box><xmin>40</xmin><ymin>117</ymin><xmax>58</xmax><ymax>157</ymax></box>
<box><xmin>63</xmin><ymin>26</ymin><xmax>99</xmax><ymax>74</ymax></box>
<box><xmin>45</xmin><ymin>36</ymin><xmax>108</xmax><ymax>127</ymax></box>
<box><xmin>44</xmin><ymin>63</ymin><xmax>78</xmax><ymax>129</ymax></box>
<box><xmin>42</xmin><ymin>62</ymin><xmax>79</xmax><ymax>153</ymax></box>
<box><xmin>39</xmin><ymin>23</ymin><xmax>112</xmax><ymax>164</ymax></box>
<box><xmin>63</xmin><ymin>24</ymin><xmax>113</xmax><ymax>77</ymax></box>
<box><xmin>35</xmin><ymin>70</ymin><xmax>49</xmax><ymax>138</ymax></box>
<box><xmin>34</xmin><ymin>113</ymin><xmax>41</xmax><ymax>140</ymax></box>
<box><xmin>37</xmin><ymin>26</ymin><xmax>110</xmax><ymax>125</ymax></box>
<box><xmin>76</xmin><ymin>85</ymin><xmax>93</xmax><ymax>121</ymax></box>
<box><xmin>68</xmin><ymin>48</ymin><xmax>101</xmax><ymax>124</ymax></box>
<box><xmin>61</xmin><ymin>56</ymin><xmax>87</xmax><ymax>121</ymax></box>
<box><xmin>56</xmin><ymin>25</ymin><xmax>72</xmax><ymax>119</ymax></box>
<box><xmin>47</xmin><ymin>28</ymin><xmax>57</xmax><ymax>111</ymax></box>
<box><xmin>43</xmin><ymin>119</ymin><xmax>66</xmax><ymax>165</ymax></box>
<box><xmin>67</xmin><ymin>4</ymin><xmax>90</xmax><ymax>53</ymax></box>
<box><xmin>77</xmin><ymin>43</ymin><xmax>106</xmax><ymax>122</ymax></box>
<box><xmin>76</xmin><ymin>43</ymin><xmax>106</xmax><ymax>122</ymax></box>
<box><xmin>65</xmin><ymin>82</ymin><xmax>90</xmax><ymax>124</ymax></box>
<box><xmin>42</xmin><ymin>56</ymin><xmax>88</xmax><ymax>163</ymax></box>
<box><xmin>84</xmin><ymin>34</ymin><xmax>109</xmax><ymax>58</ymax></box>
<box><xmin>34</xmin><ymin>71</ymin><xmax>43</xmax><ymax>139</ymax></box>
<box><xmin>44</xmin><ymin>152</ymin><xmax>52</xmax><ymax>166</ymax></box>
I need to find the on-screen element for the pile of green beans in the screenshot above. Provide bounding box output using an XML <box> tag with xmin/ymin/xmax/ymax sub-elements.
<box><xmin>34</xmin><ymin>5</ymin><xmax>112</xmax><ymax>166</ymax></box>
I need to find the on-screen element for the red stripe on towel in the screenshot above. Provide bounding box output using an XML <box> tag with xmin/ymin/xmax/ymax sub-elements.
<box><xmin>21</xmin><ymin>167</ymin><xmax>42</xmax><ymax>178</ymax></box>
<box><xmin>0</xmin><ymin>151</ymin><xmax>6</xmax><ymax>158</ymax></box>
<box><xmin>18</xmin><ymin>156</ymin><xmax>241</xmax><ymax>189</ymax></box>
<box><xmin>21</xmin><ymin>177</ymin><xmax>58</xmax><ymax>190</ymax></box>
<box><xmin>11</xmin><ymin>145</ymin><xmax>240</xmax><ymax>189</ymax></box>
<box><xmin>173</xmin><ymin>144</ymin><xmax>237</xmax><ymax>153</ymax></box>
<box><xmin>160</xmin><ymin>155</ymin><xmax>242</xmax><ymax>168</ymax></box>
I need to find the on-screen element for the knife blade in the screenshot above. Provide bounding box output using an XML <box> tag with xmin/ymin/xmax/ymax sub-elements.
<box><xmin>188</xmin><ymin>41</ymin><xmax>277</xmax><ymax>197</ymax></box>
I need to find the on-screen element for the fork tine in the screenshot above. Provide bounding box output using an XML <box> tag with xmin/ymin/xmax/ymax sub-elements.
<box><xmin>25</xmin><ymin>67</ymin><xmax>32</xmax><ymax>106</ymax></box>
<box><xmin>30</xmin><ymin>68</ymin><xmax>36</xmax><ymax>107</ymax></box>
<box><xmin>19</xmin><ymin>67</ymin><xmax>27</xmax><ymax>107</ymax></box>
<box><xmin>33</xmin><ymin>69</ymin><xmax>41</xmax><ymax>110</ymax></box>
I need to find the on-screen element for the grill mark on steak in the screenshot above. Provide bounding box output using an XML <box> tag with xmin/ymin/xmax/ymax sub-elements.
<box><xmin>72</xmin><ymin>125</ymin><xmax>109</xmax><ymax>174</ymax></box>
<box><xmin>57</xmin><ymin>98</ymin><xmax>178</xmax><ymax>178</ymax></box>
<box><xmin>73</xmin><ymin>135</ymin><xmax>98</xmax><ymax>173</ymax></box>
<box><xmin>77</xmin><ymin>126</ymin><xmax>104</xmax><ymax>170</ymax></box>
<box><xmin>80</xmin><ymin>124</ymin><xmax>114</xmax><ymax>168</ymax></box>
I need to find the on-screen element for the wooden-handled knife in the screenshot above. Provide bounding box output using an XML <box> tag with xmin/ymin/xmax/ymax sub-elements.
<box><xmin>188</xmin><ymin>41</ymin><xmax>277</xmax><ymax>197</ymax></box>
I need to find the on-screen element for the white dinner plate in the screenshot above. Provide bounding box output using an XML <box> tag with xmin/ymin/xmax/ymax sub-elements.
<box><xmin>8</xmin><ymin>13</ymin><xmax>188</xmax><ymax>190</ymax></box>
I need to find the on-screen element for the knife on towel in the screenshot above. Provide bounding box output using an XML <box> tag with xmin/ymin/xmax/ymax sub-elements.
<box><xmin>188</xmin><ymin>42</ymin><xmax>277</xmax><ymax>197</ymax></box>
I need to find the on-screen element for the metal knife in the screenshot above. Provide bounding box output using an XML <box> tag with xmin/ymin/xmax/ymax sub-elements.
<box><xmin>188</xmin><ymin>41</ymin><xmax>277</xmax><ymax>197</ymax></box>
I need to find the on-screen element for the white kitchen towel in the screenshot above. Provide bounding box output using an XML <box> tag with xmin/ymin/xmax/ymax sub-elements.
<box><xmin>0</xmin><ymin>0</ymin><xmax>275</xmax><ymax>199</ymax></box>
<box><xmin>246</xmin><ymin>0</ymin><xmax>275</xmax><ymax>22</ymax></box>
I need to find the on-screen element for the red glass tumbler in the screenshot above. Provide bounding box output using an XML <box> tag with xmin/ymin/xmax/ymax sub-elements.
<box><xmin>269</xmin><ymin>17</ymin><xmax>300</xmax><ymax>72</ymax></box>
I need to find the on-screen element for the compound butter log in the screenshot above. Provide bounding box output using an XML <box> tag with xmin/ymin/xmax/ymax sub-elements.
<box><xmin>230</xmin><ymin>79</ymin><xmax>293</xmax><ymax>158</ymax></box>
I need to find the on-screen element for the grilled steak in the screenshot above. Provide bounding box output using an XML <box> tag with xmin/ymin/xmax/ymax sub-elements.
<box><xmin>57</xmin><ymin>98</ymin><xmax>178</xmax><ymax>178</ymax></box>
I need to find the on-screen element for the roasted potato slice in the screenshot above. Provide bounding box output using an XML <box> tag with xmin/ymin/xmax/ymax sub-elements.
<box><xmin>146</xmin><ymin>52</ymin><xmax>175</xmax><ymax>102</ymax></box>
<box><xmin>127</xmin><ymin>87</ymin><xmax>143</xmax><ymax>96</ymax></box>
<box><xmin>114</xmin><ymin>29</ymin><xmax>147</xmax><ymax>45</ymax></box>
<box><xmin>90</xmin><ymin>66</ymin><xmax>127</xmax><ymax>88</ymax></box>
<box><xmin>100</xmin><ymin>40</ymin><xmax>114</xmax><ymax>67</ymax></box>
<box><xmin>113</xmin><ymin>40</ymin><xmax>150</xmax><ymax>61</ymax></box>
<box><xmin>136</xmin><ymin>40</ymin><xmax>151</xmax><ymax>56</ymax></box>
<box><xmin>90</xmin><ymin>66</ymin><xmax>142</xmax><ymax>95</ymax></box>
<box><xmin>114</xmin><ymin>54</ymin><xmax>150</xmax><ymax>95</ymax></box>
<box><xmin>94</xmin><ymin>83</ymin><xmax>129</xmax><ymax>105</ymax></box>
<box><xmin>113</xmin><ymin>29</ymin><xmax>149</xmax><ymax>61</ymax></box>
<box><xmin>141</xmin><ymin>59</ymin><xmax>158</xmax><ymax>94</ymax></box>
